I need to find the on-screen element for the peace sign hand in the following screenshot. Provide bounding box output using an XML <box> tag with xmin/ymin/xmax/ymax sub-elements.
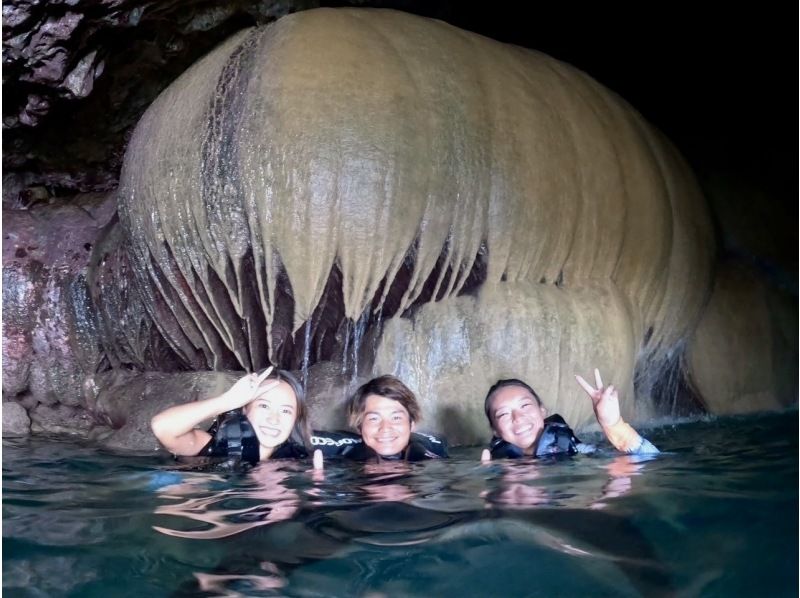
<box><xmin>223</xmin><ymin>367</ymin><xmax>278</xmax><ymax>410</ymax></box>
<box><xmin>575</xmin><ymin>368</ymin><xmax>621</xmax><ymax>428</ymax></box>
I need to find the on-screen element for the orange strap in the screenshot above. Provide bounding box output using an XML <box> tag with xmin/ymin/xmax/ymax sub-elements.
<box><xmin>600</xmin><ymin>418</ymin><xmax>642</xmax><ymax>453</ymax></box>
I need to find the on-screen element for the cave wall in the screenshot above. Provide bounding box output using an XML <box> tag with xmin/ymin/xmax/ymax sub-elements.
<box><xmin>2</xmin><ymin>194</ymin><xmax>114</xmax><ymax>434</ymax></box>
<box><xmin>113</xmin><ymin>8</ymin><xmax>716</xmax><ymax>434</ymax></box>
<box><xmin>2</xmin><ymin>5</ymin><xmax>796</xmax><ymax>444</ymax></box>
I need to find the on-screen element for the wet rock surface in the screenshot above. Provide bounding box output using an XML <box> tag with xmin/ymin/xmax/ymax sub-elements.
<box><xmin>2</xmin><ymin>193</ymin><xmax>116</xmax><ymax>408</ymax></box>
<box><xmin>2</xmin><ymin>0</ymin><xmax>318</xmax><ymax>204</ymax></box>
<box><xmin>2</xmin><ymin>3</ymin><xmax>795</xmax><ymax>440</ymax></box>
<box><xmin>3</xmin><ymin>401</ymin><xmax>32</xmax><ymax>436</ymax></box>
<box><xmin>84</xmin><ymin>369</ymin><xmax>240</xmax><ymax>451</ymax></box>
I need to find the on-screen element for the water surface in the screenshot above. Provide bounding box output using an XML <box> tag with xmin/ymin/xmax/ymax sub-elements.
<box><xmin>4</xmin><ymin>412</ymin><xmax>797</xmax><ymax>597</ymax></box>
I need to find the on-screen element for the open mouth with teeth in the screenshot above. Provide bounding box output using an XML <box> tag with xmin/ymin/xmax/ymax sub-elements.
<box><xmin>376</xmin><ymin>437</ymin><xmax>399</xmax><ymax>446</ymax></box>
<box><xmin>259</xmin><ymin>426</ymin><xmax>283</xmax><ymax>438</ymax></box>
<box><xmin>371</xmin><ymin>435</ymin><xmax>404</xmax><ymax>454</ymax></box>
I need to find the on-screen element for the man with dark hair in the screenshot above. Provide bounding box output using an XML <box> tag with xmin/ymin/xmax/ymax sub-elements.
<box><xmin>318</xmin><ymin>374</ymin><xmax>448</xmax><ymax>462</ymax></box>
<box><xmin>347</xmin><ymin>374</ymin><xmax>422</xmax><ymax>456</ymax></box>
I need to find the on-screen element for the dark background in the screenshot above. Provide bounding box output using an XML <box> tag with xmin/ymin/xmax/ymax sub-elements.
<box><xmin>4</xmin><ymin>1</ymin><xmax>797</xmax><ymax>215</ymax></box>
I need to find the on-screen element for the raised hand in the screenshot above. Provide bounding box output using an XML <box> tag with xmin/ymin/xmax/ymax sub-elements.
<box><xmin>575</xmin><ymin>368</ymin><xmax>621</xmax><ymax>428</ymax></box>
<box><xmin>151</xmin><ymin>366</ymin><xmax>281</xmax><ymax>457</ymax></box>
<box><xmin>222</xmin><ymin>367</ymin><xmax>278</xmax><ymax>410</ymax></box>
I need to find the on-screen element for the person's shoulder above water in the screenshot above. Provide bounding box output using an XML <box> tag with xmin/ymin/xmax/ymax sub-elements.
<box><xmin>310</xmin><ymin>429</ymin><xmax>363</xmax><ymax>456</ymax></box>
<box><xmin>311</xmin><ymin>428</ymin><xmax>448</xmax><ymax>461</ymax></box>
<box><xmin>487</xmin><ymin>413</ymin><xmax>588</xmax><ymax>459</ymax></box>
<box><xmin>314</xmin><ymin>374</ymin><xmax>448</xmax><ymax>465</ymax></box>
<box><xmin>150</xmin><ymin>367</ymin><xmax>313</xmax><ymax>465</ymax></box>
<box><xmin>480</xmin><ymin>369</ymin><xmax>659</xmax><ymax>462</ymax></box>
<box><xmin>408</xmin><ymin>430</ymin><xmax>448</xmax><ymax>459</ymax></box>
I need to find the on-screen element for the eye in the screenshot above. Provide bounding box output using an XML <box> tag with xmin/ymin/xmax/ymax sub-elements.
<box><xmin>281</xmin><ymin>407</ymin><xmax>293</xmax><ymax>415</ymax></box>
<box><xmin>496</xmin><ymin>412</ymin><xmax>509</xmax><ymax>420</ymax></box>
<box><xmin>521</xmin><ymin>402</ymin><xmax>533</xmax><ymax>410</ymax></box>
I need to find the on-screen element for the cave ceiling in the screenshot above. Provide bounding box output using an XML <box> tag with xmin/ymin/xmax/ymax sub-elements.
<box><xmin>2</xmin><ymin>0</ymin><xmax>795</xmax><ymax>213</ymax></box>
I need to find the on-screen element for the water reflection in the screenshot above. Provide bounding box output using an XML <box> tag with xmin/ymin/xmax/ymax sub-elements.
<box><xmin>153</xmin><ymin>462</ymin><xmax>300</xmax><ymax>540</ymax></box>
<box><xmin>360</xmin><ymin>462</ymin><xmax>417</xmax><ymax>503</ymax></box>
<box><xmin>483</xmin><ymin>461</ymin><xmax>549</xmax><ymax>508</ymax></box>
<box><xmin>5</xmin><ymin>414</ymin><xmax>796</xmax><ymax>597</ymax></box>
<box><xmin>193</xmin><ymin>561</ymin><xmax>286</xmax><ymax>596</ymax></box>
<box><xmin>591</xmin><ymin>454</ymin><xmax>649</xmax><ymax>509</ymax></box>
<box><xmin>482</xmin><ymin>454</ymin><xmax>649</xmax><ymax>510</ymax></box>
<box><xmin>152</xmin><ymin>453</ymin><xmax>665</xmax><ymax>596</ymax></box>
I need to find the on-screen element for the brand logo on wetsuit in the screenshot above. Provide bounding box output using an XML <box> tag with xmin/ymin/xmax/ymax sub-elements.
<box><xmin>311</xmin><ymin>435</ymin><xmax>363</xmax><ymax>447</ymax></box>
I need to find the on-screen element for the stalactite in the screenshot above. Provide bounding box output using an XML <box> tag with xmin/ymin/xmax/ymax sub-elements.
<box><xmin>115</xmin><ymin>8</ymin><xmax>714</xmax><ymax>419</ymax></box>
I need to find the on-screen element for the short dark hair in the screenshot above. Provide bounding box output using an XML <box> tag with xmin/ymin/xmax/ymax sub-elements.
<box><xmin>347</xmin><ymin>375</ymin><xmax>422</xmax><ymax>429</ymax></box>
<box><xmin>254</xmin><ymin>368</ymin><xmax>311</xmax><ymax>449</ymax></box>
<box><xmin>484</xmin><ymin>378</ymin><xmax>543</xmax><ymax>424</ymax></box>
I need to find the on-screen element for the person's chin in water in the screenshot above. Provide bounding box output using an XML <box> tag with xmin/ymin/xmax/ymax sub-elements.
<box><xmin>487</xmin><ymin>384</ymin><xmax>546</xmax><ymax>455</ymax></box>
<box><xmin>348</xmin><ymin>375</ymin><xmax>422</xmax><ymax>458</ymax></box>
<box><xmin>360</xmin><ymin>394</ymin><xmax>415</xmax><ymax>456</ymax></box>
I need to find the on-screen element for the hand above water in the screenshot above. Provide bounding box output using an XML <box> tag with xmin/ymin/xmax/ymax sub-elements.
<box><xmin>575</xmin><ymin>368</ymin><xmax>621</xmax><ymax>427</ymax></box>
<box><xmin>313</xmin><ymin>449</ymin><xmax>324</xmax><ymax>470</ymax></box>
<box><xmin>221</xmin><ymin>367</ymin><xmax>279</xmax><ymax>410</ymax></box>
<box><xmin>308</xmin><ymin>449</ymin><xmax>325</xmax><ymax>482</ymax></box>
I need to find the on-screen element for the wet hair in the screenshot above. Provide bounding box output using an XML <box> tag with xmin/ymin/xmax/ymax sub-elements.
<box><xmin>247</xmin><ymin>368</ymin><xmax>311</xmax><ymax>449</ymax></box>
<box><xmin>484</xmin><ymin>378</ymin><xmax>544</xmax><ymax>425</ymax></box>
<box><xmin>347</xmin><ymin>375</ymin><xmax>422</xmax><ymax>429</ymax></box>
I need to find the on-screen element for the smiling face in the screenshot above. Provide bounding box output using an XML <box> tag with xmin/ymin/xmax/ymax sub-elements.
<box><xmin>360</xmin><ymin>394</ymin><xmax>415</xmax><ymax>457</ymax></box>
<box><xmin>489</xmin><ymin>385</ymin><xmax>546</xmax><ymax>455</ymax></box>
<box><xmin>243</xmin><ymin>381</ymin><xmax>298</xmax><ymax>452</ymax></box>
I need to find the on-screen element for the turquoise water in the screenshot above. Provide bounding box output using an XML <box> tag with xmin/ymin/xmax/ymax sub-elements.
<box><xmin>4</xmin><ymin>412</ymin><xmax>797</xmax><ymax>597</ymax></box>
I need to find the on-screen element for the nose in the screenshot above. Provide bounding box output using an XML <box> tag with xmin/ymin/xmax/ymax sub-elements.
<box><xmin>266</xmin><ymin>409</ymin><xmax>280</xmax><ymax>424</ymax></box>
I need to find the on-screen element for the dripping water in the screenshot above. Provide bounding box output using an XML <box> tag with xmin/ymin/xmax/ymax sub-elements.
<box><xmin>350</xmin><ymin>311</ymin><xmax>368</xmax><ymax>387</ymax></box>
<box><xmin>341</xmin><ymin>319</ymin><xmax>351</xmax><ymax>377</ymax></box>
<box><xmin>301</xmin><ymin>319</ymin><xmax>312</xmax><ymax>390</ymax></box>
<box><xmin>371</xmin><ymin>304</ymin><xmax>384</xmax><ymax>362</ymax></box>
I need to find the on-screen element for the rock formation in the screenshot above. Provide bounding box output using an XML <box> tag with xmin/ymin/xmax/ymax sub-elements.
<box><xmin>2</xmin><ymin>7</ymin><xmax>795</xmax><ymax>444</ymax></box>
<box><xmin>111</xmin><ymin>8</ymin><xmax>715</xmax><ymax>441</ymax></box>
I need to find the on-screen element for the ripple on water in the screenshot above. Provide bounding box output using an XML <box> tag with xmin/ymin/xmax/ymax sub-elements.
<box><xmin>3</xmin><ymin>412</ymin><xmax>797</xmax><ymax>597</ymax></box>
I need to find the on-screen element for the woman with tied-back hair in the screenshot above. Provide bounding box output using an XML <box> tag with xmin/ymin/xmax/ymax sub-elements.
<box><xmin>151</xmin><ymin>367</ymin><xmax>315</xmax><ymax>465</ymax></box>
<box><xmin>481</xmin><ymin>369</ymin><xmax>659</xmax><ymax>461</ymax></box>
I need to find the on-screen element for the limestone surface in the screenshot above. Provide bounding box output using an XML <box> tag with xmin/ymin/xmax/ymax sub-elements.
<box><xmin>117</xmin><ymin>9</ymin><xmax>715</xmax><ymax>425</ymax></box>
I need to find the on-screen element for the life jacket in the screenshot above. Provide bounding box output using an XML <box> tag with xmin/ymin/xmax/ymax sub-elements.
<box><xmin>311</xmin><ymin>430</ymin><xmax>449</xmax><ymax>461</ymax></box>
<box><xmin>199</xmin><ymin>410</ymin><xmax>308</xmax><ymax>465</ymax></box>
<box><xmin>489</xmin><ymin>414</ymin><xmax>580</xmax><ymax>459</ymax></box>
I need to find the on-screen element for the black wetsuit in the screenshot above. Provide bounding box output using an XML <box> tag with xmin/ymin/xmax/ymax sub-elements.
<box><xmin>488</xmin><ymin>414</ymin><xmax>583</xmax><ymax>459</ymax></box>
<box><xmin>198</xmin><ymin>410</ymin><xmax>307</xmax><ymax>465</ymax></box>
<box><xmin>311</xmin><ymin>430</ymin><xmax>449</xmax><ymax>461</ymax></box>
<box><xmin>198</xmin><ymin>411</ymin><xmax>448</xmax><ymax>464</ymax></box>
